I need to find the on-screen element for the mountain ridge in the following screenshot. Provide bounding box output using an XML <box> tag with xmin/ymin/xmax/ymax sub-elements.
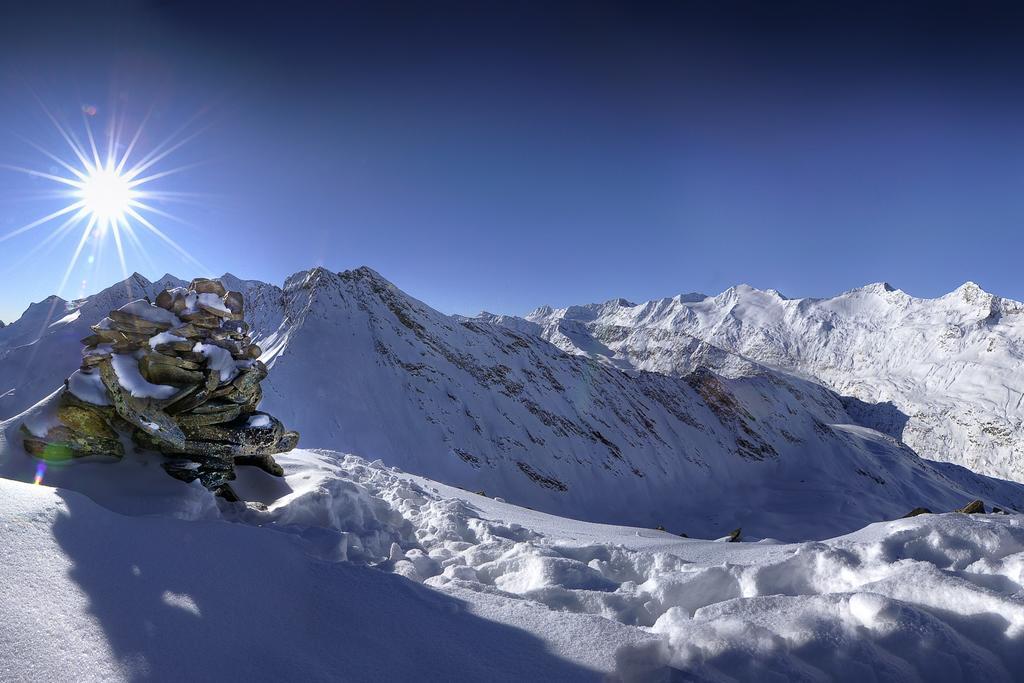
<box><xmin>2</xmin><ymin>267</ymin><xmax>1023</xmax><ymax>539</ymax></box>
<box><xmin>510</xmin><ymin>278</ymin><xmax>1024</xmax><ymax>483</ymax></box>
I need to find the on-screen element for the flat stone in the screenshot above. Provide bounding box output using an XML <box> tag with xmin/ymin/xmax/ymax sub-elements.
<box><xmin>155</xmin><ymin>290</ymin><xmax>174</xmax><ymax>310</ymax></box>
<box><xmin>234</xmin><ymin>453</ymin><xmax>284</xmax><ymax>477</ymax></box>
<box><xmin>153</xmin><ymin>340</ymin><xmax>195</xmax><ymax>355</ymax></box>
<box><xmin>179</xmin><ymin>311</ymin><xmax>223</xmax><ymax>328</ymax></box>
<box><xmin>198</xmin><ymin>302</ymin><xmax>232</xmax><ymax>319</ymax></box>
<box><xmin>81</xmin><ymin>354</ymin><xmax>109</xmax><ymax>368</ymax></box>
<box><xmin>21</xmin><ymin>423</ymin><xmax>124</xmax><ymax>460</ymax></box>
<box><xmin>190</xmin><ymin>278</ymin><xmax>226</xmax><ymax>297</ymax></box>
<box><xmin>169</xmin><ymin>324</ymin><xmax>203</xmax><ymax>339</ymax></box>
<box><xmin>109</xmin><ymin>310</ymin><xmax>172</xmax><ymax>333</ymax></box>
<box><xmin>178</xmin><ymin>403</ymin><xmax>243</xmax><ymax>428</ymax></box>
<box><xmin>138</xmin><ymin>355</ymin><xmax>206</xmax><ymax>387</ymax></box>
<box><xmin>224</xmin><ymin>291</ymin><xmax>244</xmax><ymax>316</ymax></box>
<box><xmin>57</xmin><ymin>403</ymin><xmax>118</xmax><ymax>440</ymax></box>
<box><xmin>957</xmin><ymin>500</ymin><xmax>985</xmax><ymax>514</ymax></box>
<box><xmin>163</xmin><ymin>370</ymin><xmax>221</xmax><ymax>415</ymax></box>
<box><xmin>98</xmin><ymin>360</ymin><xmax>186</xmax><ymax>447</ymax></box>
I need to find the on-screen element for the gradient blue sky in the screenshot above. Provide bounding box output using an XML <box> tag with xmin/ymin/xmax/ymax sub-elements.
<box><xmin>2</xmin><ymin>1</ymin><xmax>1024</xmax><ymax>323</ymax></box>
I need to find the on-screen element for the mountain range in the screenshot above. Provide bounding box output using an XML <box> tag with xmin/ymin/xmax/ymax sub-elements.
<box><xmin>2</xmin><ymin>268</ymin><xmax>1022</xmax><ymax>540</ymax></box>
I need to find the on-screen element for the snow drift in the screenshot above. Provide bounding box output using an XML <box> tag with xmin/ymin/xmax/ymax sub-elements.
<box><xmin>1</xmin><ymin>434</ymin><xmax>1021</xmax><ymax>681</ymax></box>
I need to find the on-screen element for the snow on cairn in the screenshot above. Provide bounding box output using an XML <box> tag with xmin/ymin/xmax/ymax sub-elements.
<box><xmin>20</xmin><ymin>277</ymin><xmax>298</xmax><ymax>500</ymax></box>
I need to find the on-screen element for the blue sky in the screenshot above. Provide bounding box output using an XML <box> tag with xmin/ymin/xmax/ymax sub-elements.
<box><xmin>2</xmin><ymin>2</ymin><xmax>1024</xmax><ymax>323</ymax></box>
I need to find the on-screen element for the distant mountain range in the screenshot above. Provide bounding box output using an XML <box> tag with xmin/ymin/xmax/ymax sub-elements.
<box><xmin>2</xmin><ymin>268</ymin><xmax>1022</xmax><ymax>539</ymax></box>
<box><xmin>493</xmin><ymin>280</ymin><xmax>1024</xmax><ymax>484</ymax></box>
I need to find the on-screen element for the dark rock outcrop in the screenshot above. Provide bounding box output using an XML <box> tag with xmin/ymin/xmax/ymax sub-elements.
<box><xmin>956</xmin><ymin>500</ymin><xmax>985</xmax><ymax>514</ymax></box>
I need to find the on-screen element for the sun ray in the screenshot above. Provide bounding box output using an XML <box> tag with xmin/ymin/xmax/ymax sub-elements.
<box><xmin>57</xmin><ymin>215</ymin><xmax>98</xmax><ymax>296</ymax></box>
<box><xmin>34</xmin><ymin>96</ymin><xmax>93</xmax><ymax>170</ymax></box>
<box><xmin>124</xmin><ymin>205</ymin><xmax>209</xmax><ymax>273</ymax></box>
<box><xmin>2</xmin><ymin>101</ymin><xmax>206</xmax><ymax>296</ymax></box>
<box><xmin>2</xmin><ymin>209</ymin><xmax>88</xmax><ymax>273</ymax></box>
<box><xmin>82</xmin><ymin>109</ymin><xmax>102</xmax><ymax>168</ymax></box>
<box><xmin>0</xmin><ymin>200</ymin><xmax>87</xmax><ymax>244</ymax></box>
<box><xmin>13</xmin><ymin>134</ymin><xmax>88</xmax><ymax>181</ymax></box>
<box><xmin>110</xmin><ymin>219</ymin><xmax>128</xmax><ymax>280</ymax></box>
<box><xmin>126</xmin><ymin>161</ymin><xmax>207</xmax><ymax>188</ymax></box>
<box><xmin>128</xmin><ymin>199</ymin><xmax>198</xmax><ymax>228</ymax></box>
<box><xmin>118</xmin><ymin>216</ymin><xmax>159</xmax><ymax>275</ymax></box>
<box><xmin>115</xmin><ymin>107</ymin><xmax>153</xmax><ymax>174</ymax></box>
<box><xmin>0</xmin><ymin>164</ymin><xmax>82</xmax><ymax>188</ymax></box>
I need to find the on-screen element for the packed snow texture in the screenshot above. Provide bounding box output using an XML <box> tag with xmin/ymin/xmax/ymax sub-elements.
<box><xmin>191</xmin><ymin>343</ymin><xmax>240</xmax><ymax>383</ymax></box>
<box><xmin>67</xmin><ymin>369</ymin><xmax>111</xmax><ymax>406</ymax></box>
<box><xmin>115</xmin><ymin>299</ymin><xmax>180</xmax><ymax>326</ymax></box>
<box><xmin>148</xmin><ymin>332</ymin><xmax>187</xmax><ymax>349</ymax></box>
<box><xmin>2</xmin><ymin>410</ymin><xmax>1022</xmax><ymax>682</ymax></box>
<box><xmin>111</xmin><ymin>352</ymin><xmax>179</xmax><ymax>400</ymax></box>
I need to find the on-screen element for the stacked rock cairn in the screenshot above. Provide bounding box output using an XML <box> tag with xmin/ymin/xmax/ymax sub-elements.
<box><xmin>21</xmin><ymin>278</ymin><xmax>298</xmax><ymax>501</ymax></box>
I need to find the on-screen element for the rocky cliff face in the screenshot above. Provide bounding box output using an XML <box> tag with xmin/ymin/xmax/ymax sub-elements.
<box><xmin>514</xmin><ymin>281</ymin><xmax>1024</xmax><ymax>483</ymax></box>
<box><xmin>3</xmin><ymin>269</ymin><xmax>1022</xmax><ymax>537</ymax></box>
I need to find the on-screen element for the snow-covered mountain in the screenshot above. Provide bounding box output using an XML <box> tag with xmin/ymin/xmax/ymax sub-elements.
<box><xmin>2</xmin><ymin>268</ymin><xmax>1021</xmax><ymax>539</ymax></box>
<box><xmin>513</xmin><ymin>281</ymin><xmax>1024</xmax><ymax>484</ymax></box>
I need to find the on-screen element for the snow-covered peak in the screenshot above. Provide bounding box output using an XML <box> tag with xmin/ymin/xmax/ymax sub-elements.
<box><xmin>499</xmin><ymin>279</ymin><xmax>1024</xmax><ymax>483</ymax></box>
<box><xmin>848</xmin><ymin>281</ymin><xmax>898</xmax><ymax>295</ymax></box>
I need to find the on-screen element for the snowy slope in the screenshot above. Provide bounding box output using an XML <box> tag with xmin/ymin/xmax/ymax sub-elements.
<box><xmin>1</xmin><ymin>429</ymin><xmax>1022</xmax><ymax>682</ymax></box>
<box><xmin>519</xmin><ymin>281</ymin><xmax>1024</xmax><ymax>483</ymax></box>
<box><xmin>4</xmin><ymin>272</ymin><xmax>1024</xmax><ymax>541</ymax></box>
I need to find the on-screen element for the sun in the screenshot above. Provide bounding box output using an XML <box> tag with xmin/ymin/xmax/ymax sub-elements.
<box><xmin>77</xmin><ymin>164</ymin><xmax>136</xmax><ymax>226</ymax></box>
<box><xmin>0</xmin><ymin>102</ymin><xmax>210</xmax><ymax>296</ymax></box>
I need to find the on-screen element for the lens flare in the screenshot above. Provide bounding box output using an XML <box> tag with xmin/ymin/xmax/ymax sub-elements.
<box><xmin>33</xmin><ymin>460</ymin><xmax>46</xmax><ymax>485</ymax></box>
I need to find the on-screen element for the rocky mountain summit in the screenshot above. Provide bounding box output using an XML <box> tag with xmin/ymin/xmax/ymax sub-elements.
<box><xmin>19</xmin><ymin>278</ymin><xmax>298</xmax><ymax>500</ymax></box>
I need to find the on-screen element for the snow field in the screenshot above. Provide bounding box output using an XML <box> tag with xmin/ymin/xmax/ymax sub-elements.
<box><xmin>234</xmin><ymin>451</ymin><xmax>1024</xmax><ymax>681</ymax></box>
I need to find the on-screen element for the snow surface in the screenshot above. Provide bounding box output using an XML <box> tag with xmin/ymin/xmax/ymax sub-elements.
<box><xmin>192</xmin><ymin>343</ymin><xmax>239</xmax><ymax>383</ymax></box>
<box><xmin>67</xmin><ymin>369</ymin><xmax>111</xmax><ymax>407</ymax></box>
<box><xmin>111</xmin><ymin>353</ymin><xmax>178</xmax><ymax>400</ymax></box>
<box><xmin>116</xmin><ymin>299</ymin><xmax>180</xmax><ymax>326</ymax></box>
<box><xmin>1</xmin><ymin>412</ymin><xmax>1022</xmax><ymax>681</ymax></box>
<box><xmin>148</xmin><ymin>332</ymin><xmax>187</xmax><ymax>349</ymax></box>
<box><xmin>195</xmin><ymin>292</ymin><xmax>230</xmax><ymax>314</ymax></box>
<box><xmin>247</xmin><ymin>414</ymin><xmax>271</xmax><ymax>429</ymax></box>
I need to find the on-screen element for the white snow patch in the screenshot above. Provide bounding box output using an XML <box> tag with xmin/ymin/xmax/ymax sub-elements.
<box><xmin>192</xmin><ymin>343</ymin><xmax>239</xmax><ymax>382</ymax></box>
<box><xmin>116</xmin><ymin>299</ymin><xmax>180</xmax><ymax>326</ymax></box>
<box><xmin>247</xmin><ymin>414</ymin><xmax>271</xmax><ymax>429</ymax></box>
<box><xmin>111</xmin><ymin>353</ymin><xmax>178</xmax><ymax>400</ymax></box>
<box><xmin>196</xmin><ymin>292</ymin><xmax>230</xmax><ymax>314</ymax></box>
<box><xmin>49</xmin><ymin>309</ymin><xmax>81</xmax><ymax>327</ymax></box>
<box><xmin>67</xmin><ymin>369</ymin><xmax>111</xmax><ymax>406</ymax></box>
<box><xmin>148</xmin><ymin>332</ymin><xmax>188</xmax><ymax>349</ymax></box>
